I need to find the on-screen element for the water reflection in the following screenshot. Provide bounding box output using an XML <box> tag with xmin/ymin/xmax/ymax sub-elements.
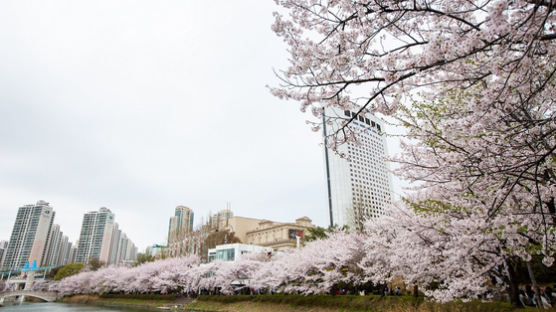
<box><xmin>0</xmin><ymin>302</ymin><xmax>160</xmax><ymax>311</ymax></box>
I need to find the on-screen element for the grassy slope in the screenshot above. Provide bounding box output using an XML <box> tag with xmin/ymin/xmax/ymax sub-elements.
<box><xmin>60</xmin><ymin>295</ymin><xmax>176</xmax><ymax>309</ymax></box>
<box><xmin>189</xmin><ymin>294</ymin><xmax>555</xmax><ymax>312</ymax></box>
<box><xmin>60</xmin><ymin>294</ymin><xmax>556</xmax><ymax>312</ymax></box>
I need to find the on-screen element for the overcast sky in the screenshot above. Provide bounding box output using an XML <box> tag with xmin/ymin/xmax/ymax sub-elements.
<box><xmin>0</xmin><ymin>1</ymin><xmax>405</xmax><ymax>251</ymax></box>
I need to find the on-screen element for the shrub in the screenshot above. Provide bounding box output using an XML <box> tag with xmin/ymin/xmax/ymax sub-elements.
<box><xmin>54</xmin><ymin>263</ymin><xmax>85</xmax><ymax>281</ymax></box>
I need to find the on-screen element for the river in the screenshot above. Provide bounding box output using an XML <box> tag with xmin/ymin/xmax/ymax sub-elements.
<box><xmin>0</xmin><ymin>302</ymin><xmax>164</xmax><ymax>311</ymax></box>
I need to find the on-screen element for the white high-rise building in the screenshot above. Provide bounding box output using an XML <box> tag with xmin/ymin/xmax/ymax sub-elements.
<box><xmin>76</xmin><ymin>207</ymin><xmax>116</xmax><ymax>264</ymax></box>
<box><xmin>0</xmin><ymin>241</ymin><xmax>8</xmax><ymax>267</ymax></box>
<box><xmin>57</xmin><ymin>237</ymin><xmax>71</xmax><ymax>266</ymax></box>
<box><xmin>43</xmin><ymin>224</ymin><xmax>62</xmax><ymax>266</ymax></box>
<box><xmin>323</xmin><ymin>107</ymin><xmax>393</xmax><ymax>230</ymax></box>
<box><xmin>44</xmin><ymin>225</ymin><xmax>72</xmax><ymax>267</ymax></box>
<box><xmin>68</xmin><ymin>245</ymin><xmax>78</xmax><ymax>264</ymax></box>
<box><xmin>108</xmin><ymin>223</ymin><xmax>122</xmax><ymax>265</ymax></box>
<box><xmin>76</xmin><ymin>207</ymin><xmax>137</xmax><ymax>265</ymax></box>
<box><xmin>112</xmin><ymin>232</ymin><xmax>137</xmax><ymax>265</ymax></box>
<box><xmin>3</xmin><ymin>201</ymin><xmax>55</xmax><ymax>269</ymax></box>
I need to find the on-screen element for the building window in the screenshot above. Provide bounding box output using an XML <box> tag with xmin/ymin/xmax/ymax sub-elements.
<box><xmin>216</xmin><ymin>248</ymin><xmax>235</xmax><ymax>261</ymax></box>
<box><xmin>344</xmin><ymin>110</ymin><xmax>351</xmax><ymax>117</ymax></box>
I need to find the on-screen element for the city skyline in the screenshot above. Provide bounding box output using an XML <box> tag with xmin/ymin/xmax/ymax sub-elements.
<box><xmin>0</xmin><ymin>1</ymin><xmax>405</xmax><ymax>251</ymax></box>
<box><xmin>0</xmin><ymin>0</ymin><xmax>549</xmax><ymax>308</ymax></box>
<box><xmin>1</xmin><ymin>202</ymin><xmax>137</xmax><ymax>269</ymax></box>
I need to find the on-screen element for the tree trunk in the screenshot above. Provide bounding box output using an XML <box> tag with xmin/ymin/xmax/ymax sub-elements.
<box><xmin>505</xmin><ymin>259</ymin><xmax>523</xmax><ymax>308</ymax></box>
<box><xmin>526</xmin><ymin>261</ymin><xmax>543</xmax><ymax>309</ymax></box>
<box><xmin>413</xmin><ymin>285</ymin><xmax>419</xmax><ymax>298</ymax></box>
<box><xmin>546</xmin><ymin>196</ymin><xmax>555</xmax><ymax>226</ymax></box>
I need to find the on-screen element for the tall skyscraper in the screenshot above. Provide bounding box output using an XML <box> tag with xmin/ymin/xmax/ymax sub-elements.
<box><xmin>208</xmin><ymin>208</ymin><xmax>233</xmax><ymax>231</ymax></box>
<box><xmin>112</xmin><ymin>232</ymin><xmax>137</xmax><ymax>264</ymax></box>
<box><xmin>323</xmin><ymin>107</ymin><xmax>393</xmax><ymax>230</ymax></box>
<box><xmin>57</xmin><ymin>236</ymin><xmax>71</xmax><ymax>266</ymax></box>
<box><xmin>115</xmin><ymin>232</ymin><xmax>128</xmax><ymax>263</ymax></box>
<box><xmin>167</xmin><ymin>206</ymin><xmax>194</xmax><ymax>244</ymax></box>
<box><xmin>3</xmin><ymin>201</ymin><xmax>55</xmax><ymax>269</ymax></box>
<box><xmin>0</xmin><ymin>241</ymin><xmax>8</xmax><ymax>267</ymax></box>
<box><xmin>108</xmin><ymin>223</ymin><xmax>122</xmax><ymax>265</ymax></box>
<box><xmin>43</xmin><ymin>224</ymin><xmax>62</xmax><ymax>266</ymax></box>
<box><xmin>68</xmin><ymin>245</ymin><xmax>78</xmax><ymax>264</ymax></box>
<box><xmin>76</xmin><ymin>207</ymin><xmax>137</xmax><ymax>265</ymax></box>
<box><xmin>34</xmin><ymin>222</ymin><xmax>72</xmax><ymax>267</ymax></box>
<box><xmin>76</xmin><ymin>207</ymin><xmax>116</xmax><ymax>264</ymax></box>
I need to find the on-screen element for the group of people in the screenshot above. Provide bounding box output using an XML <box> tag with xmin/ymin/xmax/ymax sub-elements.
<box><xmin>519</xmin><ymin>285</ymin><xmax>553</xmax><ymax>308</ymax></box>
<box><xmin>333</xmin><ymin>285</ymin><xmax>403</xmax><ymax>296</ymax></box>
<box><xmin>378</xmin><ymin>286</ymin><xmax>402</xmax><ymax>296</ymax></box>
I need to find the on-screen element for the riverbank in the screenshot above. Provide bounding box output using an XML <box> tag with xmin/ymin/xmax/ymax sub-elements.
<box><xmin>59</xmin><ymin>294</ymin><xmax>183</xmax><ymax>310</ymax></box>
<box><xmin>57</xmin><ymin>294</ymin><xmax>555</xmax><ymax>312</ymax></box>
<box><xmin>191</xmin><ymin>294</ymin><xmax>553</xmax><ymax>312</ymax></box>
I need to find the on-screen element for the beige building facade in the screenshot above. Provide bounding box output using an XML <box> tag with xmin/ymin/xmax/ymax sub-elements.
<box><xmin>218</xmin><ymin>216</ymin><xmax>264</xmax><ymax>243</ymax></box>
<box><xmin>246</xmin><ymin>217</ymin><xmax>314</xmax><ymax>250</ymax></box>
<box><xmin>167</xmin><ymin>213</ymin><xmax>315</xmax><ymax>258</ymax></box>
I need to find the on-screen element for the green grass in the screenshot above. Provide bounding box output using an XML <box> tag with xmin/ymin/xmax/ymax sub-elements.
<box><xmin>99</xmin><ymin>293</ymin><xmax>179</xmax><ymax>301</ymax></box>
<box><xmin>62</xmin><ymin>293</ymin><xmax>556</xmax><ymax>312</ymax></box>
<box><xmin>96</xmin><ymin>297</ymin><xmax>174</xmax><ymax>307</ymax></box>
<box><xmin>196</xmin><ymin>294</ymin><xmax>553</xmax><ymax>312</ymax></box>
<box><xmin>60</xmin><ymin>294</ymin><xmax>176</xmax><ymax>309</ymax></box>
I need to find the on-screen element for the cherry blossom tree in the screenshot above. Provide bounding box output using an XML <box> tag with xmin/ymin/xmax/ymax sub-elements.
<box><xmin>53</xmin><ymin>256</ymin><xmax>200</xmax><ymax>296</ymax></box>
<box><xmin>389</xmin><ymin>87</ymin><xmax>554</xmax><ymax>304</ymax></box>
<box><xmin>271</xmin><ymin>0</ymin><xmax>555</xmax><ymax>142</ymax></box>
<box><xmin>48</xmin><ymin>235</ymin><xmax>369</xmax><ymax>298</ymax></box>
<box><xmin>252</xmin><ymin>231</ymin><xmax>365</xmax><ymax>294</ymax></box>
<box><xmin>270</xmin><ymin>0</ymin><xmax>555</xmax><ymax>228</ymax></box>
<box><xmin>359</xmin><ymin>201</ymin><xmax>531</xmax><ymax>304</ymax></box>
<box><xmin>395</xmin><ymin>89</ymin><xmax>554</xmax><ymax>252</ymax></box>
<box><xmin>40</xmin><ymin>219</ymin><xmax>547</xmax><ymax>305</ymax></box>
<box><xmin>271</xmin><ymin>1</ymin><xmax>555</xmax><ymax>304</ymax></box>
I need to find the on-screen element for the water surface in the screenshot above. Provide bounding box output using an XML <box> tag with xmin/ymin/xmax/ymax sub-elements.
<box><xmin>0</xmin><ymin>302</ymin><xmax>160</xmax><ymax>311</ymax></box>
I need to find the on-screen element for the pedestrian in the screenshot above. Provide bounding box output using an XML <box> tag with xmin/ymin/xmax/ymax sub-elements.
<box><xmin>519</xmin><ymin>287</ymin><xmax>528</xmax><ymax>307</ymax></box>
<box><xmin>540</xmin><ymin>287</ymin><xmax>552</xmax><ymax>309</ymax></box>
<box><xmin>545</xmin><ymin>286</ymin><xmax>553</xmax><ymax>305</ymax></box>
<box><xmin>525</xmin><ymin>285</ymin><xmax>535</xmax><ymax>306</ymax></box>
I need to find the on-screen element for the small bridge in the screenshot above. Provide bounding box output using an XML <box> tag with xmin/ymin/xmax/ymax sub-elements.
<box><xmin>0</xmin><ymin>290</ymin><xmax>58</xmax><ymax>305</ymax></box>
